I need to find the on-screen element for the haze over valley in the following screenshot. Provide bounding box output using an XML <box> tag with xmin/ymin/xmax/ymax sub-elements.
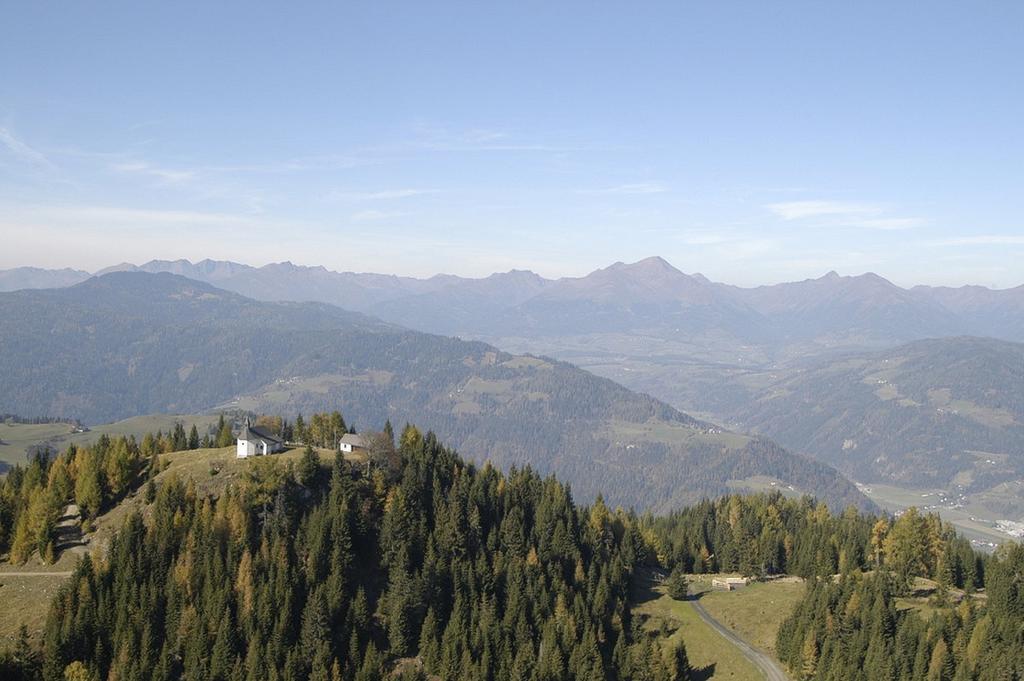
<box><xmin>3</xmin><ymin>257</ymin><xmax>1022</xmax><ymax>542</ymax></box>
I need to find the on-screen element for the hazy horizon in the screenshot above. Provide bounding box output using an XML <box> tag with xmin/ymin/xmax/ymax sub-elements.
<box><xmin>4</xmin><ymin>254</ymin><xmax>1023</xmax><ymax>291</ymax></box>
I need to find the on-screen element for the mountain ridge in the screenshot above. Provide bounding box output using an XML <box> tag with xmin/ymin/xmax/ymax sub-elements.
<box><xmin>0</xmin><ymin>270</ymin><xmax>870</xmax><ymax>512</ymax></box>
<box><xmin>7</xmin><ymin>256</ymin><xmax>1023</xmax><ymax>299</ymax></box>
<box><xmin>4</xmin><ymin>257</ymin><xmax>1020</xmax><ymax>344</ymax></box>
<box><xmin>728</xmin><ymin>335</ymin><xmax>1024</xmax><ymax>491</ymax></box>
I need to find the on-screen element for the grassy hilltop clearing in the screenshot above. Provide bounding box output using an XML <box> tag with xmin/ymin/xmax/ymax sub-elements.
<box><xmin>0</xmin><ymin>415</ymin><xmax>223</xmax><ymax>468</ymax></box>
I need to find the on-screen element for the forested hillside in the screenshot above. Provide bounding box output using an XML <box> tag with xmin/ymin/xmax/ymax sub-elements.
<box><xmin>648</xmin><ymin>496</ymin><xmax>1021</xmax><ymax>681</ymax></box>
<box><xmin>0</xmin><ymin>415</ymin><xmax>234</xmax><ymax>564</ymax></box>
<box><xmin>7</xmin><ymin>426</ymin><xmax>691</xmax><ymax>681</ymax></box>
<box><xmin>647</xmin><ymin>498</ymin><xmax>980</xmax><ymax>587</ymax></box>
<box><xmin>0</xmin><ymin>272</ymin><xmax>392</xmax><ymax>422</ymax></box>
<box><xmin>5</xmin><ymin>261</ymin><xmax>1021</xmax><ymax>506</ymax></box>
<box><xmin>731</xmin><ymin>337</ymin><xmax>1024</xmax><ymax>489</ymax></box>
<box><xmin>774</xmin><ymin>543</ymin><xmax>1024</xmax><ymax>680</ymax></box>
<box><xmin>0</xmin><ymin>272</ymin><xmax>868</xmax><ymax>512</ymax></box>
<box><xmin>1</xmin><ymin>421</ymin><xmax>1013</xmax><ymax>680</ymax></box>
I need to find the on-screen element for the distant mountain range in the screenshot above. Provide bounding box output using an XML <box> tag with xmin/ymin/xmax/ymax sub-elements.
<box><xmin>3</xmin><ymin>257</ymin><xmax>1021</xmax><ymax>513</ymax></box>
<box><xmin>0</xmin><ymin>266</ymin><xmax>94</xmax><ymax>291</ymax></box>
<box><xmin>0</xmin><ymin>271</ymin><xmax>870</xmax><ymax>512</ymax></box>
<box><xmin>2</xmin><ymin>256</ymin><xmax>1021</xmax><ymax>345</ymax></box>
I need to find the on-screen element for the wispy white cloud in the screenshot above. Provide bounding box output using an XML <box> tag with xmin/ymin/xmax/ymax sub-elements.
<box><xmin>768</xmin><ymin>200</ymin><xmax>880</xmax><ymax>220</ymax></box>
<box><xmin>207</xmin><ymin>154</ymin><xmax>372</xmax><ymax>173</ymax></box>
<box><xmin>351</xmin><ymin>209</ymin><xmax>410</xmax><ymax>222</ymax></box>
<box><xmin>110</xmin><ymin>154</ymin><xmax>371</xmax><ymax>179</ymax></box>
<box><xmin>580</xmin><ymin>182</ymin><xmax>668</xmax><ymax>195</ymax></box>
<box><xmin>0</xmin><ymin>126</ymin><xmax>55</xmax><ymax>168</ymax></box>
<box><xmin>112</xmin><ymin>161</ymin><xmax>196</xmax><ymax>184</ymax></box>
<box><xmin>854</xmin><ymin>217</ymin><xmax>926</xmax><ymax>231</ymax></box>
<box><xmin>328</xmin><ymin>188</ymin><xmax>437</xmax><ymax>202</ymax></box>
<box><xmin>932</xmin><ymin>235</ymin><xmax>1024</xmax><ymax>247</ymax></box>
<box><xmin>406</xmin><ymin>124</ymin><xmax>588</xmax><ymax>153</ymax></box>
<box><xmin>460</xmin><ymin>129</ymin><xmax>508</xmax><ymax>144</ymax></box>
<box><xmin>767</xmin><ymin>199</ymin><xmax>923</xmax><ymax>230</ymax></box>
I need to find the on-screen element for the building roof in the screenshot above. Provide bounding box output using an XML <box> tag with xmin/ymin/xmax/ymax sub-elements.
<box><xmin>340</xmin><ymin>433</ymin><xmax>367</xmax><ymax>448</ymax></box>
<box><xmin>238</xmin><ymin>418</ymin><xmax>284</xmax><ymax>444</ymax></box>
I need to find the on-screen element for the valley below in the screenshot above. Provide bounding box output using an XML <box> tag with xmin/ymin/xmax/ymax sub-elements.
<box><xmin>473</xmin><ymin>332</ymin><xmax>1024</xmax><ymax>548</ymax></box>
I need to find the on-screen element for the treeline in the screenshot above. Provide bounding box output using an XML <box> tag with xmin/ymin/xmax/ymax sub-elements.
<box><xmin>646</xmin><ymin>495</ymin><xmax>980</xmax><ymax>589</ymax></box>
<box><xmin>1</xmin><ymin>410</ymin><xmax>364</xmax><ymax>564</ymax></box>
<box><xmin>291</xmin><ymin>411</ymin><xmax>353</xmax><ymax>449</ymax></box>
<box><xmin>0</xmin><ymin>420</ymin><xmax>220</xmax><ymax>564</ymax></box>
<box><xmin>775</xmin><ymin>545</ymin><xmax>1024</xmax><ymax>680</ymax></box>
<box><xmin>1</xmin><ymin>415</ymin><xmax>83</xmax><ymax>426</ymax></box>
<box><xmin>243</xmin><ymin>411</ymin><xmax>354</xmax><ymax>449</ymax></box>
<box><xmin>14</xmin><ymin>423</ymin><xmax>693</xmax><ymax>681</ymax></box>
<box><xmin>645</xmin><ymin>496</ymin><xmax>1019</xmax><ymax>680</ymax></box>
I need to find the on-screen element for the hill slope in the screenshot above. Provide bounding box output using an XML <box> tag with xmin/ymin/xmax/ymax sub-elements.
<box><xmin>730</xmin><ymin>337</ymin><xmax>1024</xmax><ymax>491</ymax></box>
<box><xmin>0</xmin><ymin>272</ymin><xmax>869</xmax><ymax>512</ymax></box>
<box><xmin>0</xmin><ymin>267</ymin><xmax>90</xmax><ymax>292</ymax></box>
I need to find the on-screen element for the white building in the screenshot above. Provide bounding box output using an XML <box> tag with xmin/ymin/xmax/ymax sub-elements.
<box><xmin>236</xmin><ymin>418</ymin><xmax>285</xmax><ymax>458</ymax></box>
<box><xmin>339</xmin><ymin>433</ymin><xmax>367</xmax><ymax>453</ymax></box>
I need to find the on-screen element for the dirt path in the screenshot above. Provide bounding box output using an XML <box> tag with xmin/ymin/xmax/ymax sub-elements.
<box><xmin>0</xmin><ymin>571</ymin><xmax>73</xmax><ymax>577</ymax></box>
<box><xmin>689</xmin><ymin>597</ymin><xmax>790</xmax><ymax>681</ymax></box>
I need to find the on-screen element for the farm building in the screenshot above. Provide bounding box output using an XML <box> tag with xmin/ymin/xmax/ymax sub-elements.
<box><xmin>236</xmin><ymin>418</ymin><xmax>285</xmax><ymax>458</ymax></box>
<box><xmin>711</xmin><ymin>576</ymin><xmax>750</xmax><ymax>591</ymax></box>
<box><xmin>339</xmin><ymin>433</ymin><xmax>367</xmax><ymax>453</ymax></box>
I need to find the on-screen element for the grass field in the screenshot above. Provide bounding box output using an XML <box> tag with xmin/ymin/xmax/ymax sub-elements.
<box><xmin>606</xmin><ymin>418</ymin><xmax>752</xmax><ymax>450</ymax></box>
<box><xmin>725</xmin><ymin>476</ymin><xmax>806</xmax><ymax>500</ymax></box>
<box><xmin>0</xmin><ymin>422</ymin><xmax>77</xmax><ymax>467</ymax></box>
<box><xmin>691</xmin><ymin>576</ymin><xmax>806</xmax><ymax>656</ymax></box>
<box><xmin>0</xmin><ymin>413</ymin><xmax>224</xmax><ymax>468</ymax></box>
<box><xmin>860</xmin><ymin>482</ymin><xmax>1020</xmax><ymax>547</ymax></box>
<box><xmin>0</xmin><ymin>571</ymin><xmax>69</xmax><ymax>646</ymax></box>
<box><xmin>632</xmin><ymin>570</ymin><xmax>763</xmax><ymax>680</ymax></box>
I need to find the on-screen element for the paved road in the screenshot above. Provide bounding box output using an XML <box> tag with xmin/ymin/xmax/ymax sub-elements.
<box><xmin>689</xmin><ymin>598</ymin><xmax>791</xmax><ymax>681</ymax></box>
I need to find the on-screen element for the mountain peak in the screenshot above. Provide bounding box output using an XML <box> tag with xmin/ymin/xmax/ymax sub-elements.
<box><xmin>532</xmin><ymin>255</ymin><xmax>724</xmax><ymax>307</ymax></box>
<box><xmin>621</xmin><ymin>256</ymin><xmax>680</xmax><ymax>273</ymax></box>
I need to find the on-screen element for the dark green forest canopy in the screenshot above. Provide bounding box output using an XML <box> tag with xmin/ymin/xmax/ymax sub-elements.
<box><xmin>774</xmin><ymin>548</ymin><xmax>1024</xmax><ymax>681</ymax></box>
<box><xmin>6</xmin><ymin>427</ymin><xmax>695</xmax><ymax>681</ymax></box>
<box><xmin>2</xmin><ymin>417</ymin><xmax>1011</xmax><ymax>681</ymax></box>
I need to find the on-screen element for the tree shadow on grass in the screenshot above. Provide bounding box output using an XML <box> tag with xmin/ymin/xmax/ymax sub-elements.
<box><xmin>691</xmin><ymin>662</ymin><xmax>716</xmax><ymax>681</ymax></box>
<box><xmin>631</xmin><ymin>569</ymin><xmax>664</xmax><ymax>605</ymax></box>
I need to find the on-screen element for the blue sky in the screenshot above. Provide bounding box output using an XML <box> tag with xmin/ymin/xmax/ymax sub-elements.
<box><xmin>1</xmin><ymin>2</ymin><xmax>1021</xmax><ymax>287</ymax></box>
